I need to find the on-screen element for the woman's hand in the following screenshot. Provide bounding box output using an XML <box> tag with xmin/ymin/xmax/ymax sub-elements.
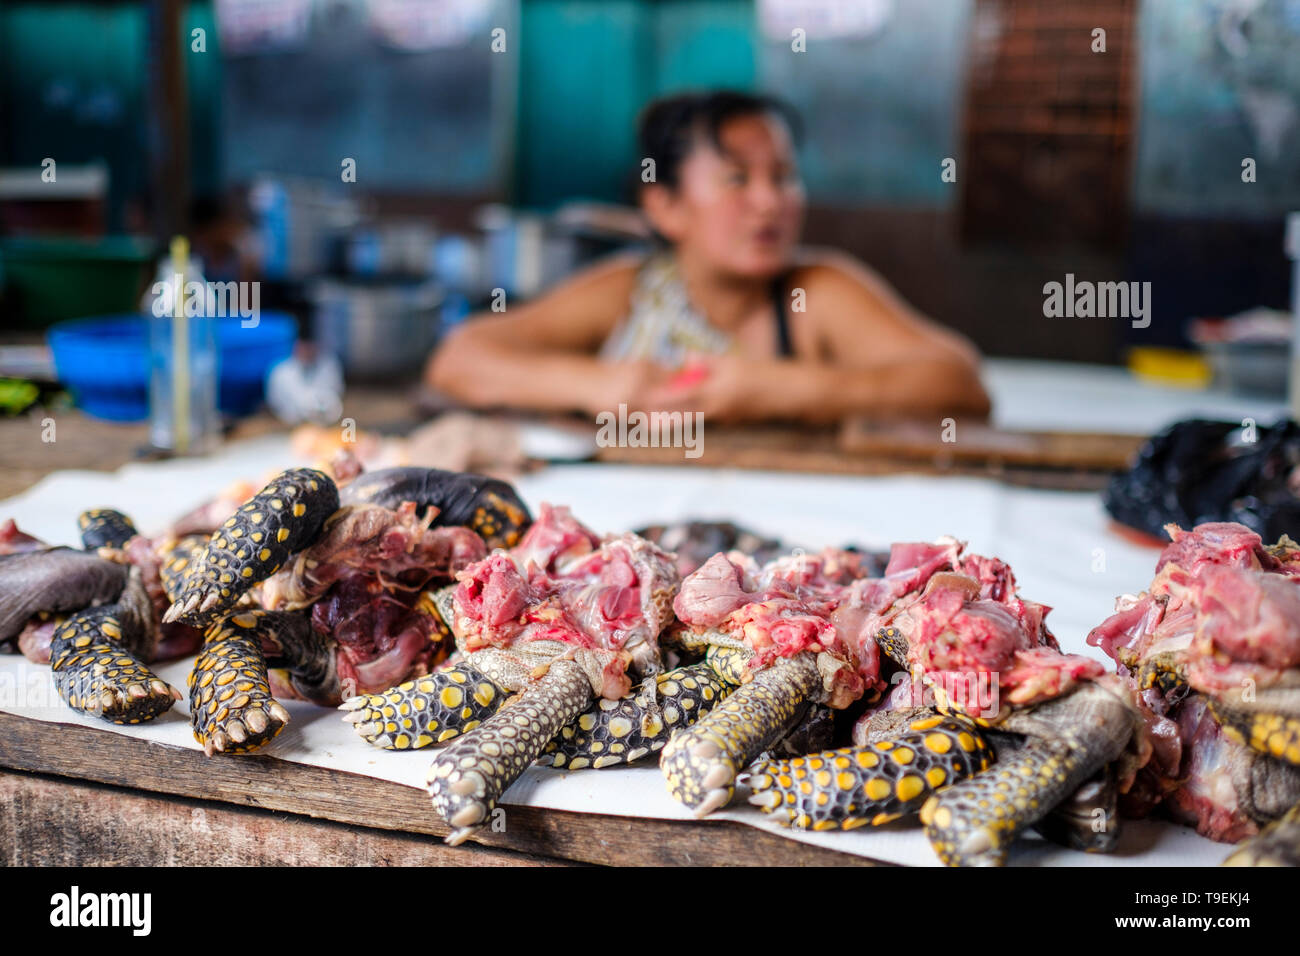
<box><xmin>643</xmin><ymin>354</ymin><xmax>784</xmax><ymax>423</ymax></box>
<box><xmin>579</xmin><ymin>359</ymin><xmax>677</xmax><ymax>418</ymax></box>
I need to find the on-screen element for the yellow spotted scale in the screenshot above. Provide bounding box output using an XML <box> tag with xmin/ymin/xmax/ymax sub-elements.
<box><xmin>77</xmin><ymin>508</ymin><xmax>138</xmax><ymax>550</ymax></box>
<box><xmin>165</xmin><ymin>468</ymin><xmax>338</xmax><ymax>627</ymax></box>
<box><xmin>539</xmin><ymin>658</ymin><xmax>736</xmax><ymax>769</ymax></box>
<box><xmin>427</xmin><ymin>657</ymin><xmax>594</xmax><ymax>845</ymax></box>
<box><xmin>747</xmin><ymin>713</ymin><xmax>993</xmax><ymax>831</ymax></box>
<box><xmin>189</xmin><ymin>610</ymin><xmax>292</xmax><ymax>755</ymax></box>
<box><xmin>1209</xmin><ymin>698</ymin><xmax>1300</xmax><ymax>768</ymax></box>
<box><xmin>50</xmin><ymin>606</ymin><xmax>180</xmax><ymax>724</ymax></box>
<box><xmin>661</xmin><ymin>651</ymin><xmax>823</xmax><ymax>817</ymax></box>
<box><xmin>158</xmin><ymin>533</ymin><xmax>210</xmax><ymax>605</ymax></box>
<box><xmin>341</xmin><ymin>660</ymin><xmax>506</xmax><ymax>750</ymax></box>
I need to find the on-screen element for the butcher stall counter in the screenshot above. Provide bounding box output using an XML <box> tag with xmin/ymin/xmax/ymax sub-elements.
<box><xmin>0</xmin><ymin>361</ymin><xmax>1289</xmax><ymax>866</ymax></box>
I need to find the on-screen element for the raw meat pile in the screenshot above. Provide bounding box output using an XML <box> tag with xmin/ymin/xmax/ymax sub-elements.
<box><xmin>449</xmin><ymin>503</ymin><xmax>680</xmax><ymax>699</ymax></box>
<box><xmin>1088</xmin><ymin>521</ymin><xmax>1300</xmax><ymax>841</ymax></box>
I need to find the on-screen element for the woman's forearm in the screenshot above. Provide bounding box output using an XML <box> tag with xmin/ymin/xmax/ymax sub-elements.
<box><xmin>428</xmin><ymin>332</ymin><xmax>607</xmax><ymax>414</ymax></box>
<box><xmin>764</xmin><ymin>356</ymin><xmax>991</xmax><ymax>424</ymax></box>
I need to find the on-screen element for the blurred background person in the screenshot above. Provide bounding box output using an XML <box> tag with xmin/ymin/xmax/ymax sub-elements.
<box><xmin>427</xmin><ymin>91</ymin><xmax>990</xmax><ymax>423</ymax></box>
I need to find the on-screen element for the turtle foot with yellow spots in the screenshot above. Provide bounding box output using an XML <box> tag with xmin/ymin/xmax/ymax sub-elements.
<box><xmin>189</xmin><ymin>610</ymin><xmax>297</xmax><ymax>755</ymax></box>
<box><xmin>341</xmin><ymin>658</ymin><xmax>506</xmax><ymax>750</ymax></box>
<box><xmin>747</xmin><ymin>709</ymin><xmax>993</xmax><ymax>831</ymax></box>
<box><xmin>163</xmin><ymin>468</ymin><xmax>340</xmax><ymax>627</ymax></box>
<box><xmin>867</xmin><ymin>626</ymin><xmax>1139</xmax><ymax>866</ymax></box>
<box><xmin>50</xmin><ymin>604</ymin><xmax>182</xmax><ymax>724</ymax></box>
<box><xmin>661</xmin><ymin>651</ymin><xmax>824</xmax><ymax>817</ymax></box>
<box><xmin>43</xmin><ymin>564</ymin><xmax>183</xmax><ymax>724</ymax></box>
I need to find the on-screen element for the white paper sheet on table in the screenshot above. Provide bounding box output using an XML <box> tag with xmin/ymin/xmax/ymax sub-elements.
<box><xmin>0</xmin><ymin>438</ymin><xmax>1232</xmax><ymax>865</ymax></box>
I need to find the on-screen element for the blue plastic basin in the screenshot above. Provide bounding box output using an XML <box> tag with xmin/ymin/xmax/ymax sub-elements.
<box><xmin>49</xmin><ymin>313</ymin><xmax>298</xmax><ymax>422</ymax></box>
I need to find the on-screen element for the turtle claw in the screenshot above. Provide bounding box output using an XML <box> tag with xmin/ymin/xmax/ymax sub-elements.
<box><xmin>344</xmin><ymin>661</ymin><xmax>506</xmax><ymax>751</ymax></box>
<box><xmin>49</xmin><ymin>606</ymin><xmax>178</xmax><ymax>725</ymax></box>
<box><xmin>694</xmin><ymin>788</ymin><xmax>731</xmax><ymax>818</ymax></box>
<box><xmin>661</xmin><ymin>653</ymin><xmax>821</xmax><ymax>815</ymax></box>
<box><xmin>427</xmin><ymin>658</ymin><xmax>592</xmax><ymax>844</ymax></box>
<box><xmin>189</xmin><ymin>612</ymin><xmax>290</xmax><ymax>755</ymax></box>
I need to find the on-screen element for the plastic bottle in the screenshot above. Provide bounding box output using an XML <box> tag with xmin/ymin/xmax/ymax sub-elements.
<box><xmin>143</xmin><ymin>236</ymin><xmax>219</xmax><ymax>455</ymax></box>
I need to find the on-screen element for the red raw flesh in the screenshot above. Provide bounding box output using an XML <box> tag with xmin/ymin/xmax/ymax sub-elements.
<box><xmin>1091</xmin><ymin>521</ymin><xmax>1300</xmax><ymax>841</ymax></box>
<box><xmin>0</xmin><ymin>519</ymin><xmax>45</xmax><ymax>555</ymax></box>
<box><xmin>451</xmin><ymin>505</ymin><xmax>678</xmax><ymax>698</ymax></box>
<box><xmin>311</xmin><ymin>572</ymin><xmax>444</xmax><ymax>696</ymax></box>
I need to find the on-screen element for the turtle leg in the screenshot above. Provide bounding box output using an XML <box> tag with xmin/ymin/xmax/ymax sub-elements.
<box><xmin>661</xmin><ymin>652</ymin><xmax>822</xmax><ymax>817</ymax></box>
<box><xmin>747</xmin><ymin>713</ymin><xmax>993</xmax><ymax>831</ymax></box>
<box><xmin>539</xmin><ymin>659</ymin><xmax>735</xmax><ymax>769</ymax></box>
<box><xmin>164</xmin><ymin>468</ymin><xmax>338</xmax><ymax>626</ymax></box>
<box><xmin>426</xmin><ymin>657</ymin><xmax>593</xmax><ymax>845</ymax></box>
<box><xmin>1034</xmin><ymin>763</ymin><xmax>1120</xmax><ymax>852</ymax></box>
<box><xmin>920</xmin><ymin>681</ymin><xmax>1133</xmax><ymax>866</ymax></box>
<box><xmin>257</xmin><ymin>611</ymin><xmax>341</xmax><ymax>705</ymax></box>
<box><xmin>50</xmin><ymin>606</ymin><xmax>180</xmax><ymax>724</ymax></box>
<box><xmin>1223</xmin><ymin>802</ymin><xmax>1300</xmax><ymax>866</ymax></box>
<box><xmin>78</xmin><ymin>509</ymin><xmax>138</xmax><ymax>550</ymax></box>
<box><xmin>342</xmin><ymin>658</ymin><xmax>508</xmax><ymax>750</ymax></box>
<box><xmin>189</xmin><ymin>610</ymin><xmax>292</xmax><ymax>755</ymax></box>
<box><xmin>159</xmin><ymin>534</ymin><xmax>210</xmax><ymax>604</ymax></box>
<box><xmin>1207</xmin><ymin>694</ymin><xmax>1300</xmax><ymax>767</ymax></box>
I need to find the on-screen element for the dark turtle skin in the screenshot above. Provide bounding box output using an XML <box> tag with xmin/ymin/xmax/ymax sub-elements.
<box><xmin>339</xmin><ymin>467</ymin><xmax>531</xmax><ymax>550</ymax></box>
<box><xmin>0</xmin><ymin>548</ymin><xmax>128</xmax><ymax>644</ymax></box>
<box><xmin>163</xmin><ymin>468</ymin><xmax>339</xmax><ymax>626</ymax></box>
<box><xmin>77</xmin><ymin>509</ymin><xmax>138</xmax><ymax>550</ymax></box>
<box><xmin>49</xmin><ymin>569</ymin><xmax>181</xmax><ymax>724</ymax></box>
<box><xmin>1225</xmin><ymin>804</ymin><xmax>1300</xmax><ymax>866</ymax></box>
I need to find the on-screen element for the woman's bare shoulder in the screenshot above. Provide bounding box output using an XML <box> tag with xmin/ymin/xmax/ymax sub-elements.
<box><xmin>787</xmin><ymin>247</ymin><xmax>887</xmax><ymax>293</ymax></box>
<box><xmin>555</xmin><ymin>250</ymin><xmax>646</xmax><ymax>302</ymax></box>
<box><xmin>785</xmin><ymin>247</ymin><xmax>899</xmax><ymax>317</ymax></box>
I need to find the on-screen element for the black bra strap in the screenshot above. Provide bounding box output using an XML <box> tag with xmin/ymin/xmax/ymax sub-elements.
<box><xmin>771</xmin><ymin>271</ymin><xmax>794</xmax><ymax>358</ymax></box>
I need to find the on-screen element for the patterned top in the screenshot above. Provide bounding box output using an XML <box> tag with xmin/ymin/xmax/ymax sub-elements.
<box><xmin>599</xmin><ymin>254</ymin><xmax>736</xmax><ymax>366</ymax></box>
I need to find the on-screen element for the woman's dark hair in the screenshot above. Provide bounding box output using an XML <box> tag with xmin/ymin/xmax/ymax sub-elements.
<box><xmin>636</xmin><ymin>90</ymin><xmax>802</xmax><ymax>191</ymax></box>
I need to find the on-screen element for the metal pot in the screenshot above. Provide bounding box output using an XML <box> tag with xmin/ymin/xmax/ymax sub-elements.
<box><xmin>310</xmin><ymin>277</ymin><xmax>443</xmax><ymax>381</ymax></box>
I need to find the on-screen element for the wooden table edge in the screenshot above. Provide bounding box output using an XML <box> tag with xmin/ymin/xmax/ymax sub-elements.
<box><xmin>0</xmin><ymin>711</ymin><xmax>888</xmax><ymax>867</ymax></box>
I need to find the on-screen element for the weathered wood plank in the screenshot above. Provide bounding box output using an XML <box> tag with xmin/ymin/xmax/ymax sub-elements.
<box><xmin>0</xmin><ymin>712</ymin><xmax>883</xmax><ymax>866</ymax></box>
<box><xmin>0</xmin><ymin>769</ymin><xmax>566</xmax><ymax>867</ymax></box>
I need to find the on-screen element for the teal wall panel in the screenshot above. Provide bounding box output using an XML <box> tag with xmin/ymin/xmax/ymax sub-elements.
<box><xmin>513</xmin><ymin>0</ymin><xmax>756</xmax><ymax>208</ymax></box>
<box><xmin>0</xmin><ymin>1</ymin><xmax>223</xmax><ymax>230</ymax></box>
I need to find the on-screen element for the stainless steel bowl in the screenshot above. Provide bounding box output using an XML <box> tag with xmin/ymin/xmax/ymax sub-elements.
<box><xmin>310</xmin><ymin>278</ymin><xmax>444</xmax><ymax>380</ymax></box>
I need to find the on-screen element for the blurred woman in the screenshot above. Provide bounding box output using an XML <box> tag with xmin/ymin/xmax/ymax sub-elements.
<box><xmin>428</xmin><ymin>91</ymin><xmax>989</xmax><ymax>424</ymax></box>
